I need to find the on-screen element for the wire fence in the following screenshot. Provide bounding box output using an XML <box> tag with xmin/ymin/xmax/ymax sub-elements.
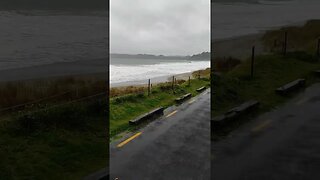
<box><xmin>109</xmin><ymin>72</ymin><xmax>209</xmax><ymax>98</ymax></box>
<box><xmin>0</xmin><ymin>85</ymin><xmax>107</xmax><ymax>114</ymax></box>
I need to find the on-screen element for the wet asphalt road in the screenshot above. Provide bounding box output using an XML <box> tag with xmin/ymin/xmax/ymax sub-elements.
<box><xmin>212</xmin><ymin>83</ymin><xmax>320</xmax><ymax>180</ymax></box>
<box><xmin>110</xmin><ymin>89</ymin><xmax>211</xmax><ymax>180</ymax></box>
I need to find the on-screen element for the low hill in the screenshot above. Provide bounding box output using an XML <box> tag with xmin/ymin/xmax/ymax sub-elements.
<box><xmin>111</xmin><ymin>52</ymin><xmax>210</xmax><ymax>61</ymax></box>
<box><xmin>0</xmin><ymin>0</ymin><xmax>107</xmax><ymax>10</ymax></box>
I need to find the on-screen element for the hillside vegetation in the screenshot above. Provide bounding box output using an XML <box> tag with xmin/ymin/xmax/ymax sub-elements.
<box><xmin>262</xmin><ymin>20</ymin><xmax>320</xmax><ymax>53</ymax></box>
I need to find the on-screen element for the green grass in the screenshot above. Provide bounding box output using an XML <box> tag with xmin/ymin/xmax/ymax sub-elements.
<box><xmin>212</xmin><ymin>52</ymin><xmax>320</xmax><ymax>139</ymax></box>
<box><xmin>110</xmin><ymin>74</ymin><xmax>211</xmax><ymax>138</ymax></box>
<box><xmin>0</xmin><ymin>95</ymin><xmax>107</xmax><ymax>179</ymax></box>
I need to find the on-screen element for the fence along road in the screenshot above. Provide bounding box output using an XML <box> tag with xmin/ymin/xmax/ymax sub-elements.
<box><xmin>110</xmin><ymin>89</ymin><xmax>211</xmax><ymax>180</ymax></box>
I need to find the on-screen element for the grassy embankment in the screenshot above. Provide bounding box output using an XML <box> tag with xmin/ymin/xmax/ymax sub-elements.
<box><xmin>110</xmin><ymin>68</ymin><xmax>211</xmax><ymax>139</ymax></box>
<box><xmin>212</xmin><ymin>20</ymin><xmax>320</xmax><ymax>139</ymax></box>
<box><xmin>0</xmin><ymin>74</ymin><xmax>108</xmax><ymax>180</ymax></box>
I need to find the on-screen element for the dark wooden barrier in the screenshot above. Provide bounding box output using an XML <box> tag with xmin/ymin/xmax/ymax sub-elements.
<box><xmin>175</xmin><ymin>93</ymin><xmax>192</xmax><ymax>104</ymax></box>
<box><xmin>129</xmin><ymin>107</ymin><xmax>164</xmax><ymax>125</ymax></box>
<box><xmin>212</xmin><ymin>100</ymin><xmax>259</xmax><ymax>128</ymax></box>
<box><xmin>196</xmin><ymin>86</ymin><xmax>206</xmax><ymax>92</ymax></box>
<box><xmin>276</xmin><ymin>79</ymin><xmax>305</xmax><ymax>95</ymax></box>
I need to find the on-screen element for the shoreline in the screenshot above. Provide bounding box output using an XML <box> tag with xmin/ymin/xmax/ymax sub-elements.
<box><xmin>110</xmin><ymin>71</ymin><xmax>196</xmax><ymax>88</ymax></box>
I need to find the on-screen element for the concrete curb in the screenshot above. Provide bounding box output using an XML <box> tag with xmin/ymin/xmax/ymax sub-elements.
<box><xmin>212</xmin><ymin>100</ymin><xmax>259</xmax><ymax>128</ymax></box>
<box><xmin>175</xmin><ymin>93</ymin><xmax>192</xmax><ymax>104</ymax></box>
<box><xmin>276</xmin><ymin>79</ymin><xmax>305</xmax><ymax>95</ymax></box>
<box><xmin>196</xmin><ymin>86</ymin><xmax>206</xmax><ymax>92</ymax></box>
<box><xmin>129</xmin><ymin>107</ymin><xmax>164</xmax><ymax>125</ymax></box>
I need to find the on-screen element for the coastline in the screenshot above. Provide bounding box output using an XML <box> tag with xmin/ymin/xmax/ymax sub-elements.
<box><xmin>110</xmin><ymin>71</ymin><xmax>196</xmax><ymax>88</ymax></box>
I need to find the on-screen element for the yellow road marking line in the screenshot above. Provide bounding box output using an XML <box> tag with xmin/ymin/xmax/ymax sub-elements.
<box><xmin>117</xmin><ymin>132</ymin><xmax>142</xmax><ymax>148</ymax></box>
<box><xmin>166</xmin><ymin>110</ymin><xmax>178</xmax><ymax>118</ymax></box>
<box><xmin>251</xmin><ymin>120</ymin><xmax>272</xmax><ymax>133</ymax></box>
<box><xmin>188</xmin><ymin>99</ymin><xmax>196</xmax><ymax>104</ymax></box>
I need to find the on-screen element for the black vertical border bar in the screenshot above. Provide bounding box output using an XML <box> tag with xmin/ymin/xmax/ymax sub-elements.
<box><xmin>210</xmin><ymin>0</ymin><xmax>213</xmax><ymax>179</ymax></box>
<box><xmin>210</xmin><ymin>0</ymin><xmax>213</xmax><ymax>111</ymax></box>
<box><xmin>107</xmin><ymin>0</ymin><xmax>110</xmax><ymax>178</ymax></box>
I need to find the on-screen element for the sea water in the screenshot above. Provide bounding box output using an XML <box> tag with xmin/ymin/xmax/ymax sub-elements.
<box><xmin>110</xmin><ymin>58</ymin><xmax>210</xmax><ymax>85</ymax></box>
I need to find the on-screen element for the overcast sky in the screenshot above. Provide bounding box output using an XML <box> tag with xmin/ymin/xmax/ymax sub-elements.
<box><xmin>110</xmin><ymin>0</ymin><xmax>210</xmax><ymax>56</ymax></box>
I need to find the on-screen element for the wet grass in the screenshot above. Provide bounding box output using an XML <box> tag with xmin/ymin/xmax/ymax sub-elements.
<box><xmin>0</xmin><ymin>97</ymin><xmax>108</xmax><ymax>180</ymax></box>
<box><xmin>0</xmin><ymin>74</ymin><xmax>108</xmax><ymax>179</ymax></box>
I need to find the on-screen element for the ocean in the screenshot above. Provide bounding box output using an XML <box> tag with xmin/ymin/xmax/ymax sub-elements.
<box><xmin>0</xmin><ymin>11</ymin><xmax>108</xmax><ymax>71</ymax></box>
<box><xmin>110</xmin><ymin>58</ymin><xmax>210</xmax><ymax>86</ymax></box>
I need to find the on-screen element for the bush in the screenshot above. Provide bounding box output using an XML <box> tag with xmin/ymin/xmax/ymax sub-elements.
<box><xmin>110</xmin><ymin>86</ymin><xmax>146</xmax><ymax>97</ymax></box>
<box><xmin>112</xmin><ymin>93</ymin><xmax>145</xmax><ymax>104</ymax></box>
<box><xmin>159</xmin><ymin>83</ymin><xmax>172</xmax><ymax>91</ymax></box>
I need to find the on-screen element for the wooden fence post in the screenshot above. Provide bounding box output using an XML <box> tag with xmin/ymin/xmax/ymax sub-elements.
<box><xmin>172</xmin><ymin>76</ymin><xmax>174</xmax><ymax>93</ymax></box>
<box><xmin>283</xmin><ymin>31</ymin><xmax>288</xmax><ymax>55</ymax></box>
<box><xmin>251</xmin><ymin>46</ymin><xmax>255</xmax><ymax>78</ymax></box>
<box><xmin>317</xmin><ymin>38</ymin><xmax>320</xmax><ymax>58</ymax></box>
<box><xmin>148</xmin><ymin>79</ymin><xmax>151</xmax><ymax>96</ymax></box>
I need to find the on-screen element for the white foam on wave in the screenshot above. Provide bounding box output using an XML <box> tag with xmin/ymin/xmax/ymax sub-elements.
<box><xmin>110</xmin><ymin>61</ymin><xmax>210</xmax><ymax>84</ymax></box>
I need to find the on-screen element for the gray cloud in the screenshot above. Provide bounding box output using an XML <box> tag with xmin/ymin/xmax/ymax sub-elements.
<box><xmin>110</xmin><ymin>0</ymin><xmax>210</xmax><ymax>56</ymax></box>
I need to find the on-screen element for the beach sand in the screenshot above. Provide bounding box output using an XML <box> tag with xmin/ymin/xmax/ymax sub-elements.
<box><xmin>110</xmin><ymin>71</ymin><xmax>195</xmax><ymax>88</ymax></box>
